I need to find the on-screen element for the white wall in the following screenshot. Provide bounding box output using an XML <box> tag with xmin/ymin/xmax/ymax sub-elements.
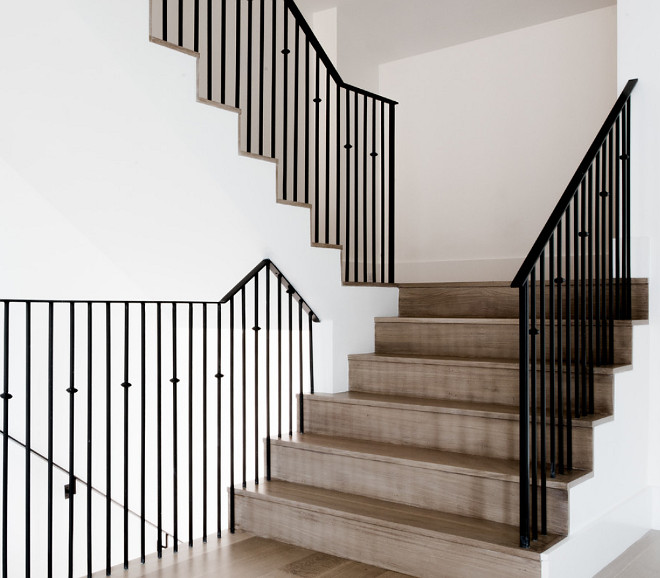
<box><xmin>618</xmin><ymin>0</ymin><xmax>660</xmax><ymax>527</ymax></box>
<box><xmin>380</xmin><ymin>7</ymin><xmax>617</xmax><ymax>281</ymax></box>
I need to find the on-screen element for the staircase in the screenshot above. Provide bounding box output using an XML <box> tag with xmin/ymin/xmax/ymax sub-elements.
<box><xmin>233</xmin><ymin>280</ymin><xmax>647</xmax><ymax>577</ymax></box>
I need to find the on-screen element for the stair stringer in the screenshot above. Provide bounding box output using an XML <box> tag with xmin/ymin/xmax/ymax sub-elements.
<box><xmin>543</xmin><ymin>322</ymin><xmax>652</xmax><ymax>577</ymax></box>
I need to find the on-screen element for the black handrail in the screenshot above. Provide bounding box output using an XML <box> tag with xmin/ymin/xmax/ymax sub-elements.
<box><xmin>512</xmin><ymin>79</ymin><xmax>638</xmax><ymax>289</ymax></box>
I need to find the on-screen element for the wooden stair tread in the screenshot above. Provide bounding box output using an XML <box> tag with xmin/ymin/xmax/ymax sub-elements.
<box><xmin>397</xmin><ymin>279</ymin><xmax>649</xmax><ymax>288</ymax></box>
<box><xmin>376</xmin><ymin>316</ymin><xmax>637</xmax><ymax>326</ymax></box>
<box><xmin>237</xmin><ymin>480</ymin><xmax>562</xmax><ymax>557</ymax></box>
<box><xmin>310</xmin><ymin>392</ymin><xmax>610</xmax><ymax>427</ymax></box>
<box><xmin>273</xmin><ymin>433</ymin><xmax>589</xmax><ymax>489</ymax></box>
<box><xmin>348</xmin><ymin>352</ymin><xmax>631</xmax><ymax>374</ymax></box>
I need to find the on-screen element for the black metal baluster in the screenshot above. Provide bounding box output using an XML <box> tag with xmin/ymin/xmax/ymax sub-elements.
<box><xmin>68</xmin><ymin>303</ymin><xmax>77</xmax><ymax>578</ymax></box>
<box><xmin>194</xmin><ymin>0</ymin><xmax>199</xmax><ymax>52</ymax></box>
<box><xmin>288</xmin><ymin>286</ymin><xmax>293</xmax><ymax>436</ymax></box>
<box><xmin>314</xmin><ymin>53</ymin><xmax>320</xmax><ymax>243</ymax></box>
<box><xmin>258</xmin><ymin>0</ymin><xmax>265</xmax><ymax>156</ymax></box>
<box><xmin>220</xmin><ymin>0</ymin><xmax>226</xmax><ymax>102</ymax></box>
<box><xmin>172</xmin><ymin>304</ymin><xmax>179</xmax><ymax>552</ymax></box>
<box><xmin>608</xmin><ymin>129</ymin><xmax>615</xmax><ymax>362</ymax></box>
<box><xmin>207</xmin><ymin>0</ymin><xmax>213</xmax><ymax>101</ymax></box>
<box><xmin>363</xmin><ymin>95</ymin><xmax>368</xmax><ymax>282</ymax></box>
<box><xmin>235</xmin><ymin>0</ymin><xmax>241</xmax><ymax>109</ymax></box>
<box><xmin>177</xmin><ymin>0</ymin><xmax>183</xmax><ymax>46</ymax></box>
<box><xmin>229</xmin><ymin>297</ymin><xmax>236</xmax><ymax>531</ymax></box>
<box><xmin>308</xmin><ymin>312</ymin><xmax>315</xmax><ymax>395</ymax></box>
<box><xmin>241</xmin><ymin>288</ymin><xmax>247</xmax><ymax>489</ymax></box>
<box><xmin>380</xmin><ymin>101</ymin><xmax>385</xmax><ymax>283</ymax></box>
<box><xmin>254</xmin><ymin>275</ymin><xmax>260</xmax><ymax>484</ymax></box>
<box><xmin>246</xmin><ymin>0</ymin><xmax>254</xmax><ymax>153</ymax></box>
<box><xmin>625</xmin><ymin>100</ymin><xmax>632</xmax><ymax>318</ymax></box>
<box><xmin>601</xmin><ymin>140</ymin><xmax>608</xmax><ymax>363</ymax></box>
<box><xmin>293</xmin><ymin>23</ymin><xmax>300</xmax><ymax>202</ymax></box>
<box><xmin>530</xmin><ymin>270</ymin><xmax>538</xmax><ymax>541</ymax></box>
<box><xmin>588</xmin><ymin>167</ymin><xmax>595</xmax><ymax>415</ymax></box>
<box><xmin>265</xmin><ymin>269</ymin><xmax>271</xmax><ymax>480</ymax></box>
<box><xmin>519</xmin><ymin>283</ymin><xmax>530</xmax><ymax>549</ymax></box>
<box><xmin>388</xmin><ymin>103</ymin><xmax>396</xmax><ymax>283</ymax></box>
<box><xmin>202</xmin><ymin>303</ymin><xmax>208</xmax><ymax>543</ymax></box>
<box><xmin>216</xmin><ymin>304</ymin><xmax>222</xmax><ymax>538</ymax></box>
<box><xmin>157</xmin><ymin>304</ymin><xmax>163</xmax><ymax>558</ymax></box>
<box><xmin>354</xmin><ymin>91</ymin><xmax>359</xmax><ymax>282</ymax></box>
<box><xmin>574</xmin><ymin>192</ymin><xmax>580</xmax><ymax>418</ymax></box>
<box><xmin>324</xmin><ymin>70</ymin><xmax>331</xmax><ymax>244</ymax></box>
<box><xmin>105</xmin><ymin>302</ymin><xmax>111</xmax><ymax>575</ymax></box>
<box><xmin>140</xmin><ymin>303</ymin><xmax>146</xmax><ymax>562</ymax></box>
<box><xmin>540</xmin><ymin>253</ymin><xmax>547</xmax><ymax>535</ymax></box>
<box><xmin>26</xmin><ymin>303</ymin><xmax>32</xmax><ymax>577</ymax></box>
<box><xmin>371</xmin><ymin>98</ymin><xmax>377</xmax><ymax>283</ymax></box>
<box><xmin>581</xmin><ymin>179</ymin><xmax>588</xmax><ymax>416</ymax></box>
<box><xmin>162</xmin><ymin>0</ymin><xmax>168</xmax><ymax>42</ymax></box>
<box><xmin>270</xmin><ymin>0</ymin><xmax>276</xmax><ymax>157</ymax></box>
<box><xmin>304</xmin><ymin>37</ymin><xmax>310</xmax><ymax>205</ymax></box>
<box><xmin>615</xmin><ymin>118</ymin><xmax>621</xmax><ymax>318</ymax></box>
<box><xmin>336</xmin><ymin>83</ymin><xmax>341</xmax><ymax>246</ymax></box>
<box><xmin>345</xmin><ymin>89</ymin><xmax>352</xmax><ymax>282</ymax></box>
<box><xmin>565</xmin><ymin>207</ymin><xmax>572</xmax><ymax>471</ymax></box>
<box><xmin>188</xmin><ymin>303</ymin><xmax>194</xmax><ymax>547</ymax></box>
<box><xmin>2</xmin><ymin>302</ymin><xmax>10</xmax><ymax>578</ymax></box>
<box><xmin>282</xmin><ymin>4</ymin><xmax>289</xmax><ymax>200</ymax></box>
<box><xmin>278</xmin><ymin>276</ymin><xmax>282</xmax><ymax>439</ymax></box>
<box><xmin>549</xmin><ymin>236</ymin><xmax>556</xmax><ymax>479</ymax></box>
<box><xmin>298</xmin><ymin>300</ymin><xmax>304</xmax><ymax>434</ymax></box>
<box><xmin>595</xmin><ymin>151</ymin><xmax>601</xmax><ymax>365</ymax></box>
<box><xmin>556</xmin><ymin>225</ymin><xmax>564</xmax><ymax>475</ymax></box>
<box><xmin>122</xmin><ymin>304</ymin><xmax>131</xmax><ymax>569</ymax></box>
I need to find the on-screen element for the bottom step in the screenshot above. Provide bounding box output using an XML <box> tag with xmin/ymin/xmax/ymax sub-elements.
<box><xmin>234</xmin><ymin>480</ymin><xmax>562</xmax><ymax>578</ymax></box>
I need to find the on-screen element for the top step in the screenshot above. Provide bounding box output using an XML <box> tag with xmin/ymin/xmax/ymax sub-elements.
<box><xmin>398</xmin><ymin>280</ymin><xmax>648</xmax><ymax>320</ymax></box>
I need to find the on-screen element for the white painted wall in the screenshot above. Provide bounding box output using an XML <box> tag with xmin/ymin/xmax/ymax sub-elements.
<box><xmin>618</xmin><ymin>0</ymin><xmax>660</xmax><ymax>528</ymax></box>
<box><xmin>379</xmin><ymin>7</ymin><xmax>617</xmax><ymax>281</ymax></box>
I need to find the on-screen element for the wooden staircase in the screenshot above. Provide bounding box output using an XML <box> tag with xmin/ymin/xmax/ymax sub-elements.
<box><xmin>233</xmin><ymin>280</ymin><xmax>646</xmax><ymax>577</ymax></box>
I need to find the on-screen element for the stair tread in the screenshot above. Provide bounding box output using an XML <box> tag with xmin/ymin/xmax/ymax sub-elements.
<box><xmin>309</xmin><ymin>391</ymin><xmax>610</xmax><ymax>427</ymax></box>
<box><xmin>376</xmin><ymin>316</ymin><xmax>637</xmax><ymax>326</ymax></box>
<box><xmin>273</xmin><ymin>433</ymin><xmax>589</xmax><ymax>489</ymax></box>
<box><xmin>397</xmin><ymin>279</ymin><xmax>649</xmax><ymax>288</ymax></box>
<box><xmin>348</xmin><ymin>352</ymin><xmax>631</xmax><ymax>374</ymax></box>
<box><xmin>237</xmin><ymin>480</ymin><xmax>562</xmax><ymax>557</ymax></box>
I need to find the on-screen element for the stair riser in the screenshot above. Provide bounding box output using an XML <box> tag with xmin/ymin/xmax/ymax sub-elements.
<box><xmin>234</xmin><ymin>493</ymin><xmax>541</xmax><ymax>578</ymax></box>
<box><xmin>270</xmin><ymin>442</ymin><xmax>568</xmax><ymax>534</ymax></box>
<box><xmin>349</xmin><ymin>358</ymin><xmax>614</xmax><ymax>413</ymax></box>
<box><xmin>303</xmin><ymin>398</ymin><xmax>593</xmax><ymax>468</ymax></box>
<box><xmin>399</xmin><ymin>284</ymin><xmax>648</xmax><ymax>320</ymax></box>
<box><xmin>375</xmin><ymin>321</ymin><xmax>632</xmax><ymax>364</ymax></box>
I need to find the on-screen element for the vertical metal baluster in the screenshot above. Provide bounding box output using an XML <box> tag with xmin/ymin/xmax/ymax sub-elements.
<box><xmin>26</xmin><ymin>303</ymin><xmax>32</xmax><ymax>577</ymax></box>
<box><xmin>529</xmin><ymin>271</ymin><xmax>538</xmax><ymax>541</ymax></box>
<box><xmin>574</xmin><ymin>192</ymin><xmax>580</xmax><ymax>418</ymax></box>
<box><xmin>625</xmin><ymin>100</ymin><xmax>632</xmax><ymax>318</ymax></box>
<box><xmin>122</xmin><ymin>304</ymin><xmax>131</xmax><ymax>569</ymax></box>
<box><xmin>304</xmin><ymin>37</ymin><xmax>310</xmax><ymax>205</ymax></box>
<box><xmin>588</xmin><ymin>167</ymin><xmax>595</xmax><ymax>414</ymax></box>
<box><xmin>288</xmin><ymin>286</ymin><xmax>293</xmax><ymax>436</ymax></box>
<box><xmin>208</xmin><ymin>0</ymin><xmax>213</xmax><ymax>101</ymax></box>
<box><xmin>601</xmin><ymin>140</ymin><xmax>608</xmax><ymax>363</ymax></box>
<box><xmin>308</xmin><ymin>312</ymin><xmax>315</xmax><ymax>395</ymax></box>
<box><xmin>293</xmin><ymin>23</ymin><xmax>300</xmax><ymax>202</ymax></box>
<box><xmin>278</xmin><ymin>276</ymin><xmax>283</xmax><ymax>439</ymax></box>
<box><xmin>194</xmin><ymin>0</ymin><xmax>199</xmax><ymax>52</ymax></box>
<box><xmin>282</xmin><ymin>3</ymin><xmax>289</xmax><ymax>200</ymax></box>
<box><xmin>556</xmin><ymin>225</ymin><xmax>564</xmax><ymax>475</ymax></box>
<box><xmin>266</xmin><ymin>269</ymin><xmax>271</xmax><ymax>480</ymax></box>
<box><xmin>105</xmin><ymin>303</ymin><xmax>111</xmax><ymax>575</ymax></box>
<box><xmin>157</xmin><ymin>304</ymin><xmax>163</xmax><ymax>558</ymax></box>
<box><xmin>595</xmin><ymin>152</ymin><xmax>601</xmax><ymax>366</ymax></box>
<box><xmin>345</xmin><ymin>89</ymin><xmax>352</xmax><ymax>282</ymax></box>
<box><xmin>246</xmin><ymin>0</ymin><xmax>254</xmax><ymax>153</ymax></box>
<box><xmin>314</xmin><ymin>53</ymin><xmax>320</xmax><ymax>243</ymax></box>
<box><xmin>380</xmin><ymin>101</ymin><xmax>385</xmax><ymax>283</ymax></box>
<box><xmin>354</xmin><ymin>91</ymin><xmax>359</xmax><ymax>282</ymax></box>
<box><xmin>549</xmin><ymin>236</ymin><xmax>556</xmax><ymax>479</ymax></box>
<box><xmin>270</xmin><ymin>0</ymin><xmax>276</xmax><ymax>158</ymax></box>
<box><xmin>298</xmin><ymin>300</ymin><xmax>304</xmax><ymax>434</ymax></box>
<box><xmin>177</xmin><ymin>0</ymin><xmax>183</xmax><ymax>46</ymax></box>
<box><xmin>229</xmin><ymin>298</ymin><xmax>236</xmax><ymax>531</ymax></box>
<box><xmin>220</xmin><ymin>0</ymin><xmax>226</xmax><ymax>102</ymax></box>
<box><xmin>371</xmin><ymin>98</ymin><xmax>377</xmax><ymax>283</ymax></box>
<box><xmin>581</xmin><ymin>178</ymin><xmax>589</xmax><ymax>416</ymax></box>
<box><xmin>2</xmin><ymin>302</ymin><xmax>10</xmax><ymax>578</ymax></box>
<box><xmin>388</xmin><ymin>103</ymin><xmax>396</xmax><ymax>283</ymax></box>
<box><xmin>241</xmin><ymin>288</ymin><xmax>247</xmax><ymax>489</ymax></box>
<box><xmin>202</xmin><ymin>304</ymin><xmax>208</xmax><ymax>543</ymax></box>
<box><xmin>519</xmin><ymin>283</ymin><xmax>530</xmax><ymax>549</ymax></box>
<box><xmin>325</xmin><ymin>70</ymin><xmax>331</xmax><ymax>244</ymax></box>
<box><xmin>172</xmin><ymin>304</ymin><xmax>179</xmax><ymax>552</ymax></box>
<box><xmin>254</xmin><ymin>276</ymin><xmax>260</xmax><ymax>484</ymax></box>
<box><xmin>67</xmin><ymin>304</ymin><xmax>77</xmax><ymax>578</ymax></box>
<box><xmin>162</xmin><ymin>0</ymin><xmax>168</xmax><ymax>42</ymax></box>
<box><xmin>336</xmin><ymin>83</ymin><xmax>341</xmax><ymax>246</ymax></box>
<box><xmin>362</xmin><ymin>95</ymin><xmax>368</xmax><ymax>282</ymax></box>
<box><xmin>188</xmin><ymin>304</ymin><xmax>194</xmax><ymax>548</ymax></box>
<box><xmin>608</xmin><ymin>129</ymin><xmax>615</xmax><ymax>362</ymax></box>
<box><xmin>216</xmin><ymin>304</ymin><xmax>222</xmax><ymax>538</ymax></box>
<box><xmin>540</xmin><ymin>253</ymin><xmax>547</xmax><ymax>535</ymax></box>
<box><xmin>565</xmin><ymin>206</ymin><xmax>572</xmax><ymax>471</ymax></box>
<box><xmin>140</xmin><ymin>303</ymin><xmax>146</xmax><ymax>562</ymax></box>
<box><xmin>615</xmin><ymin>118</ymin><xmax>621</xmax><ymax>318</ymax></box>
<box><xmin>235</xmin><ymin>0</ymin><xmax>241</xmax><ymax>109</ymax></box>
<box><xmin>258</xmin><ymin>0</ymin><xmax>265</xmax><ymax>156</ymax></box>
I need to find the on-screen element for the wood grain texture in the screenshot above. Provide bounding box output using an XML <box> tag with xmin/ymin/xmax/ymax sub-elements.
<box><xmin>348</xmin><ymin>353</ymin><xmax>617</xmax><ymax>413</ymax></box>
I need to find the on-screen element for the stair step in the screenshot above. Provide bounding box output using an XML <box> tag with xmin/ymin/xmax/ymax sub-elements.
<box><xmin>234</xmin><ymin>480</ymin><xmax>562</xmax><ymax>578</ymax></box>
<box><xmin>348</xmin><ymin>352</ymin><xmax>624</xmax><ymax>412</ymax></box>
<box><xmin>398</xmin><ymin>279</ymin><xmax>648</xmax><ymax>320</ymax></box>
<box><xmin>271</xmin><ymin>434</ymin><xmax>590</xmax><ymax>534</ymax></box>
<box><xmin>374</xmin><ymin>317</ymin><xmax>633</xmax><ymax>364</ymax></box>
<box><xmin>303</xmin><ymin>392</ymin><xmax>607</xmax><ymax>468</ymax></box>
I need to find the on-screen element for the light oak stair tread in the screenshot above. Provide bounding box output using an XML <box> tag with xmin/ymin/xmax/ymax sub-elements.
<box><xmin>237</xmin><ymin>480</ymin><xmax>562</xmax><ymax>558</ymax></box>
<box><xmin>309</xmin><ymin>392</ymin><xmax>611</xmax><ymax>427</ymax></box>
<box><xmin>273</xmin><ymin>433</ymin><xmax>589</xmax><ymax>489</ymax></box>
<box><xmin>348</xmin><ymin>352</ymin><xmax>632</xmax><ymax>374</ymax></box>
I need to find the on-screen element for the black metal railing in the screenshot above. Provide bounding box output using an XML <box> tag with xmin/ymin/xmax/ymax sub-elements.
<box><xmin>0</xmin><ymin>260</ymin><xmax>318</xmax><ymax>576</ymax></box>
<box><xmin>511</xmin><ymin>79</ymin><xmax>638</xmax><ymax>548</ymax></box>
<box><xmin>150</xmin><ymin>0</ymin><xmax>396</xmax><ymax>284</ymax></box>
<box><xmin>219</xmin><ymin>258</ymin><xmax>318</xmax><ymax>531</ymax></box>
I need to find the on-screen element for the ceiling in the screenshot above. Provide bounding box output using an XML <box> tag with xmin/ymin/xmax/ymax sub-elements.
<box><xmin>297</xmin><ymin>0</ymin><xmax>616</xmax><ymax>68</ymax></box>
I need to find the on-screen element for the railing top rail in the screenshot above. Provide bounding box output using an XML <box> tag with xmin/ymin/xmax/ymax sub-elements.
<box><xmin>0</xmin><ymin>299</ymin><xmax>220</xmax><ymax>305</ymax></box>
<box><xmin>511</xmin><ymin>78</ymin><xmax>638</xmax><ymax>289</ymax></box>
<box><xmin>283</xmin><ymin>0</ymin><xmax>398</xmax><ymax>106</ymax></box>
<box><xmin>220</xmin><ymin>259</ymin><xmax>321</xmax><ymax>322</ymax></box>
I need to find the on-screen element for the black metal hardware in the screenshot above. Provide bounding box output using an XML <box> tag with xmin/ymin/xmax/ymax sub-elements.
<box><xmin>512</xmin><ymin>79</ymin><xmax>637</xmax><ymax>548</ymax></box>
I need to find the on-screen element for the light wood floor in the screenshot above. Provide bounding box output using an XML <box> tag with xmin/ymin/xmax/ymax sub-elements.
<box><xmin>596</xmin><ymin>531</ymin><xmax>660</xmax><ymax>577</ymax></box>
<box><xmin>97</xmin><ymin>531</ymin><xmax>410</xmax><ymax>577</ymax></box>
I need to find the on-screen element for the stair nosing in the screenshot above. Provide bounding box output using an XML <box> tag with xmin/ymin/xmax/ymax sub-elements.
<box><xmin>376</xmin><ymin>317</ymin><xmax>636</xmax><ymax>326</ymax></box>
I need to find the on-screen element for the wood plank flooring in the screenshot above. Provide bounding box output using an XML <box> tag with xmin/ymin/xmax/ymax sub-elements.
<box><xmin>95</xmin><ymin>531</ymin><xmax>410</xmax><ymax>577</ymax></box>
